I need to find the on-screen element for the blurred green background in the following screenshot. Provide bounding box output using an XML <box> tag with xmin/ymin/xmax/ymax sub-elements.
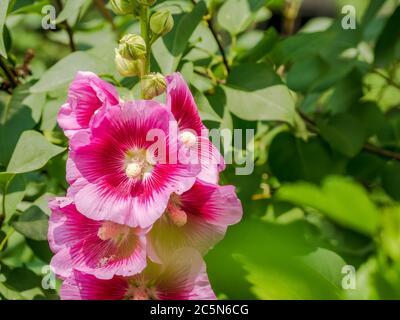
<box><xmin>1</xmin><ymin>0</ymin><xmax>400</xmax><ymax>300</ymax></box>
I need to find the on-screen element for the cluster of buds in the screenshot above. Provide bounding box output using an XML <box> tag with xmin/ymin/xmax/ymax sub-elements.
<box><xmin>111</xmin><ymin>0</ymin><xmax>173</xmax><ymax>99</ymax></box>
<box><xmin>115</xmin><ymin>34</ymin><xmax>147</xmax><ymax>77</ymax></box>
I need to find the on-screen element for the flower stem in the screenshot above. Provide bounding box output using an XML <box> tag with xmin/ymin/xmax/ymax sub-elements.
<box><xmin>0</xmin><ymin>228</ymin><xmax>14</xmax><ymax>252</ymax></box>
<box><xmin>140</xmin><ymin>6</ymin><xmax>151</xmax><ymax>76</ymax></box>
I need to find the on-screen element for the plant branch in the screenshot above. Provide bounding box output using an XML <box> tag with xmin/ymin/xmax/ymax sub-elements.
<box><xmin>140</xmin><ymin>6</ymin><xmax>151</xmax><ymax>75</ymax></box>
<box><xmin>298</xmin><ymin>111</ymin><xmax>400</xmax><ymax>161</ymax></box>
<box><xmin>191</xmin><ymin>0</ymin><xmax>230</xmax><ymax>74</ymax></box>
<box><xmin>0</xmin><ymin>56</ymin><xmax>18</xmax><ymax>89</ymax></box>
<box><xmin>372</xmin><ymin>69</ymin><xmax>400</xmax><ymax>90</ymax></box>
<box><xmin>55</xmin><ymin>0</ymin><xmax>76</xmax><ymax>52</ymax></box>
<box><xmin>93</xmin><ymin>0</ymin><xmax>117</xmax><ymax>31</ymax></box>
<box><xmin>0</xmin><ymin>228</ymin><xmax>14</xmax><ymax>252</ymax></box>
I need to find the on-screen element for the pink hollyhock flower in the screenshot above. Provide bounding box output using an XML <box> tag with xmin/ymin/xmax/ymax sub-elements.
<box><xmin>48</xmin><ymin>197</ymin><xmax>147</xmax><ymax>280</ymax></box>
<box><xmin>148</xmin><ymin>179</ymin><xmax>242</xmax><ymax>260</ymax></box>
<box><xmin>58</xmin><ymin>71</ymin><xmax>119</xmax><ymax>138</ymax></box>
<box><xmin>166</xmin><ymin>73</ymin><xmax>225</xmax><ymax>184</ymax></box>
<box><xmin>60</xmin><ymin>249</ymin><xmax>216</xmax><ymax>300</ymax></box>
<box><xmin>68</xmin><ymin>100</ymin><xmax>200</xmax><ymax>228</ymax></box>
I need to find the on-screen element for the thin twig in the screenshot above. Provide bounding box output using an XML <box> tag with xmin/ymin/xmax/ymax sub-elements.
<box><xmin>363</xmin><ymin>143</ymin><xmax>400</xmax><ymax>161</ymax></box>
<box><xmin>191</xmin><ymin>0</ymin><xmax>230</xmax><ymax>74</ymax></box>
<box><xmin>0</xmin><ymin>228</ymin><xmax>14</xmax><ymax>252</ymax></box>
<box><xmin>55</xmin><ymin>0</ymin><xmax>76</xmax><ymax>52</ymax></box>
<box><xmin>93</xmin><ymin>0</ymin><xmax>117</xmax><ymax>31</ymax></box>
<box><xmin>372</xmin><ymin>69</ymin><xmax>400</xmax><ymax>90</ymax></box>
<box><xmin>298</xmin><ymin>111</ymin><xmax>400</xmax><ymax>161</ymax></box>
<box><xmin>0</xmin><ymin>56</ymin><xmax>18</xmax><ymax>89</ymax></box>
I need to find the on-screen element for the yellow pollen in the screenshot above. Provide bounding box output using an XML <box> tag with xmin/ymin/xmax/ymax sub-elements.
<box><xmin>125</xmin><ymin>162</ymin><xmax>143</xmax><ymax>179</ymax></box>
<box><xmin>179</xmin><ymin>131</ymin><xmax>197</xmax><ymax>147</ymax></box>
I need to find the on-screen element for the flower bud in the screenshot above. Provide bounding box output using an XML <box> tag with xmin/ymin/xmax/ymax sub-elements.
<box><xmin>109</xmin><ymin>0</ymin><xmax>134</xmax><ymax>15</ymax></box>
<box><xmin>141</xmin><ymin>73</ymin><xmax>166</xmax><ymax>99</ymax></box>
<box><xmin>150</xmin><ymin>10</ymin><xmax>174</xmax><ymax>37</ymax></box>
<box><xmin>115</xmin><ymin>50</ymin><xmax>144</xmax><ymax>77</ymax></box>
<box><xmin>136</xmin><ymin>0</ymin><xmax>156</xmax><ymax>6</ymax></box>
<box><xmin>118</xmin><ymin>34</ymin><xmax>147</xmax><ymax>60</ymax></box>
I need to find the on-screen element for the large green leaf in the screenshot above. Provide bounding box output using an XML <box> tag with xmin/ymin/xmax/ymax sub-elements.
<box><xmin>0</xmin><ymin>173</ymin><xmax>25</xmax><ymax>218</ymax></box>
<box><xmin>277</xmin><ymin>176</ymin><xmax>379</xmax><ymax>235</ymax></box>
<box><xmin>30</xmin><ymin>45</ymin><xmax>117</xmax><ymax>93</ymax></box>
<box><xmin>240</xmin><ymin>248</ymin><xmax>346</xmax><ymax>299</ymax></box>
<box><xmin>374</xmin><ymin>6</ymin><xmax>400</xmax><ymax>67</ymax></box>
<box><xmin>0</xmin><ymin>0</ymin><xmax>9</xmax><ymax>58</ymax></box>
<box><xmin>217</xmin><ymin>0</ymin><xmax>264</xmax><ymax>35</ymax></box>
<box><xmin>152</xmin><ymin>0</ymin><xmax>207</xmax><ymax>74</ymax></box>
<box><xmin>317</xmin><ymin>113</ymin><xmax>366</xmax><ymax>158</ymax></box>
<box><xmin>7</xmin><ymin>131</ymin><xmax>65</xmax><ymax>174</ymax></box>
<box><xmin>382</xmin><ymin>161</ymin><xmax>400</xmax><ymax>201</ymax></box>
<box><xmin>56</xmin><ymin>0</ymin><xmax>87</xmax><ymax>26</ymax></box>
<box><xmin>269</xmin><ymin>132</ymin><xmax>346</xmax><ymax>183</ymax></box>
<box><xmin>13</xmin><ymin>205</ymin><xmax>48</xmax><ymax>241</ymax></box>
<box><xmin>0</xmin><ymin>82</ymin><xmax>37</xmax><ymax>168</ymax></box>
<box><xmin>222</xmin><ymin>63</ymin><xmax>295</xmax><ymax>124</ymax></box>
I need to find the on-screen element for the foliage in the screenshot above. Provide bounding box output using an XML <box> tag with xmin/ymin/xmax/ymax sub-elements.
<box><xmin>1</xmin><ymin>0</ymin><xmax>400</xmax><ymax>300</ymax></box>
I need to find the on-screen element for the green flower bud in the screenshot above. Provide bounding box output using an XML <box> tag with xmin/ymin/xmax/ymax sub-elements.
<box><xmin>118</xmin><ymin>34</ymin><xmax>147</xmax><ymax>60</ymax></box>
<box><xmin>136</xmin><ymin>0</ymin><xmax>156</xmax><ymax>6</ymax></box>
<box><xmin>150</xmin><ymin>10</ymin><xmax>174</xmax><ymax>37</ymax></box>
<box><xmin>109</xmin><ymin>0</ymin><xmax>134</xmax><ymax>15</ymax></box>
<box><xmin>141</xmin><ymin>73</ymin><xmax>167</xmax><ymax>99</ymax></box>
<box><xmin>115</xmin><ymin>50</ymin><xmax>145</xmax><ymax>77</ymax></box>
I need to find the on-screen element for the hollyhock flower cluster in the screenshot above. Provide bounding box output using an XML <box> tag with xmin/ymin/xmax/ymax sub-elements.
<box><xmin>48</xmin><ymin>71</ymin><xmax>242</xmax><ymax>300</ymax></box>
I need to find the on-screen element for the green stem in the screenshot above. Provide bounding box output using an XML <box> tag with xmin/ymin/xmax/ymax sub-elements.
<box><xmin>0</xmin><ymin>228</ymin><xmax>14</xmax><ymax>252</ymax></box>
<box><xmin>140</xmin><ymin>6</ymin><xmax>151</xmax><ymax>76</ymax></box>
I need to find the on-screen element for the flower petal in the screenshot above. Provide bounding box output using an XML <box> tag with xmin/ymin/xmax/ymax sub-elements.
<box><xmin>166</xmin><ymin>73</ymin><xmax>206</xmax><ymax>136</ymax></box>
<box><xmin>61</xmin><ymin>270</ymin><xmax>128</xmax><ymax>300</ymax></box>
<box><xmin>155</xmin><ymin>248</ymin><xmax>216</xmax><ymax>300</ymax></box>
<box><xmin>58</xmin><ymin>72</ymin><xmax>119</xmax><ymax>138</ymax></box>
<box><xmin>48</xmin><ymin>197</ymin><xmax>148</xmax><ymax>279</ymax></box>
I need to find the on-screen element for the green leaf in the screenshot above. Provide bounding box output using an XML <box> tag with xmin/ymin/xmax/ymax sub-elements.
<box><xmin>56</xmin><ymin>0</ymin><xmax>87</xmax><ymax>26</ymax></box>
<box><xmin>374</xmin><ymin>6</ymin><xmax>400</xmax><ymax>67</ymax></box>
<box><xmin>277</xmin><ymin>176</ymin><xmax>379</xmax><ymax>235</ymax></box>
<box><xmin>222</xmin><ymin>63</ymin><xmax>295</xmax><ymax>124</ymax></box>
<box><xmin>326</xmin><ymin>68</ymin><xmax>363</xmax><ymax>114</ymax></box>
<box><xmin>0</xmin><ymin>82</ymin><xmax>37</xmax><ymax>168</ymax></box>
<box><xmin>239</xmin><ymin>247</ymin><xmax>346</xmax><ymax>300</ymax></box>
<box><xmin>0</xmin><ymin>174</ymin><xmax>25</xmax><ymax>218</ymax></box>
<box><xmin>13</xmin><ymin>205</ymin><xmax>48</xmax><ymax>241</ymax></box>
<box><xmin>381</xmin><ymin>206</ymin><xmax>400</xmax><ymax>261</ymax></box>
<box><xmin>7</xmin><ymin>131</ymin><xmax>65</xmax><ymax>174</ymax></box>
<box><xmin>40</xmin><ymin>96</ymin><xmax>66</xmax><ymax>131</ymax></box>
<box><xmin>0</xmin><ymin>0</ymin><xmax>9</xmax><ymax>58</ymax></box>
<box><xmin>382</xmin><ymin>161</ymin><xmax>400</xmax><ymax>201</ymax></box>
<box><xmin>10</xmin><ymin>0</ymin><xmax>50</xmax><ymax>15</ymax></box>
<box><xmin>269</xmin><ymin>132</ymin><xmax>346</xmax><ymax>183</ymax></box>
<box><xmin>287</xmin><ymin>55</ymin><xmax>330</xmax><ymax>93</ymax></box>
<box><xmin>152</xmin><ymin>0</ymin><xmax>207</xmax><ymax>74</ymax></box>
<box><xmin>317</xmin><ymin>113</ymin><xmax>366</xmax><ymax>158</ymax></box>
<box><xmin>30</xmin><ymin>45</ymin><xmax>117</xmax><ymax>93</ymax></box>
<box><xmin>217</xmin><ymin>0</ymin><xmax>263</xmax><ymax>35</ymax></box>
<box><xmin>3</xmin><ymin>266</ymin><xmax>42</xmax><ymax>292</ymax></box>
<box><xmin>236</xmin><ymin>27</ymin><xmax>279</xmax><ymax>63</ymax></box>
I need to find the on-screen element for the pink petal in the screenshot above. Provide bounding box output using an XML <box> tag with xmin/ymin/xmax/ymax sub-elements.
<box><xmin>180</xmin><ymin>180</ymin><xmax>243</xmax><ymax>226</ymax></box>
<box><xmin>61</xmin><ymin>270</ymin><xmax>128</xmax><ymax>300</ymax></box>
<box><xmin>166</xmin><ymin>73</ymin><xmax>206</xmax><ymax>136</ymax></box>
<box><xmin>155</xmin><ymin>248</ymin><xmax>216</xmax><ymax>300</ymax></box>
<box><xmin>58</xmin><ymin>72</ymin><xmax>119</xmax><ymax>138</ymax></box>
<box><xmin>69</xmin><ymin>100</ymin><xmax>200</xmax><ymax>228</ymax></box>
<box><xmin>48</xmin><ymin>197</ymin><xmax>148</xmax><ymax>279</ymax></box>
<box><xmin>148</xmin><ymin>180</ymin><xmax>242</xmax><ymax>259</ymax></box>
